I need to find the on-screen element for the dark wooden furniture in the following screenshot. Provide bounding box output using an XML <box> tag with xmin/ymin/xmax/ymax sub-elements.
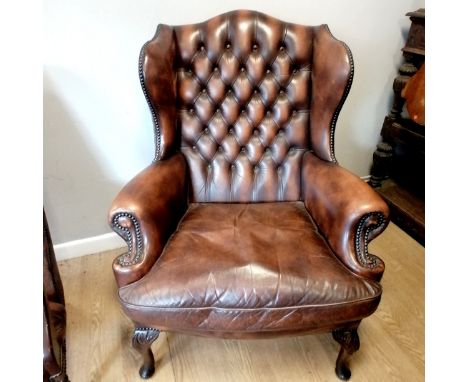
<box><xmin>369</xmin><ymin>8</ymin><xmax>425</xmax><ymax>245</ymax></box>
<box><xmin>109</xmin><ymin>10</ymin><xmax>390</xmax><ymax>380</ymax></box>
<box><xmin>43</xmin><ymin>211</ymin><xmax>70</xmax><ymax>382</ymax></box>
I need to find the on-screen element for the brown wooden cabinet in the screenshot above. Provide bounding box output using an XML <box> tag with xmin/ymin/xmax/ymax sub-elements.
<box><xmin>369</xmin><ymin>8</ymin><xmax>425</xmax><ymax>245</ymax></box>
<box><xmin>43</xmin><ymin>211</ymin><xmax>70</xmax><ymax>382</ymax></box>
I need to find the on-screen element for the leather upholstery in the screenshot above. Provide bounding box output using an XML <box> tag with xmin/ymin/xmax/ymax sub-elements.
<box><xmin>109</xmin><ymin>153</ymin><xmax>188</xmax><ymax>286</ymax></box>
<box><xmin>110</xmin><ymin>10</ymin><xmax>390</xmax><ymax>341</ymax></box>
<box><xmin>141</xmin><ymin>10</ymin><xmax>352</xmax><ymax>202</ymax></box>
<box><xmin>302</xmin><ymin>152</ymin><xmax>389</xmax><ymax>281</ymax></box>
<box><xmin>119</xmin><ymin>202</ymin><xmax>382</xmax><ymax>335</ymax></box>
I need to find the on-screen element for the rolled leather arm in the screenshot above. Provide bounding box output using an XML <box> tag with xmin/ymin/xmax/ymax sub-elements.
<box><xmin>301</xmin><ymin>151</ymin><xmax>390</xmax><ymax>281</ymax></box>
<box><xmin>109</xmin><ymin>152</ymin><xmax>187</xmax><ymax>287</ymax></box>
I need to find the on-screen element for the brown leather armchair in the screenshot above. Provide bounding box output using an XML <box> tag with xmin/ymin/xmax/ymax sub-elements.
<box><xmin>109</xmin><ymin>10</ymin><xmax>389</xmax><ymax>381</ymax></box>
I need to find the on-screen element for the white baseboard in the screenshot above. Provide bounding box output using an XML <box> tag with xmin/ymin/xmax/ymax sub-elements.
<box><xmin>361</xmin><ymin>175</ymin><xmax>371</xmax><ymax>181</ymax></box>
<box><xmin>54</xmin><ymin>232</ymin><xmax>125</xmax><ymax>262</ymax></box>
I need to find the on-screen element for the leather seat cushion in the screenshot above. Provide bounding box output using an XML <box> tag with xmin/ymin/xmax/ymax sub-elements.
<box><xmin>119</xmin><ymin>202</ymin><xmax>381</xmax><ymax>336</ymax></box>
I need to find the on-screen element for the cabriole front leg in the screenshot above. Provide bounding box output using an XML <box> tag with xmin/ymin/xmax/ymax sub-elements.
<box><xmin>332</xmin><ymin>326</ymin><xmax>360</xmax><ymax>380</ymax></box>
<box><xmin>132</xmin><ymin>327</ymin><xmax>160</xmax><ymax>379</ymax></box>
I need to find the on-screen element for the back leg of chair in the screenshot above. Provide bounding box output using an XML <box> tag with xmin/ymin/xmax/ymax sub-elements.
<box><xmin>332</xmin><ymin>324</ymin><xmax>361</xmax><ymax>380</ymax></box>
<box><xmin>132</xmin><ymin>327</ymin><xmax>160</xmax><ymax>379</ymax></box>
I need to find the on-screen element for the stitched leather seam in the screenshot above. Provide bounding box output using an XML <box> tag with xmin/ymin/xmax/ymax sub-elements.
<box><xmin>120</xmin><ymin>292</ymin><xmax>381</xmax><ymax>311</ymax></box>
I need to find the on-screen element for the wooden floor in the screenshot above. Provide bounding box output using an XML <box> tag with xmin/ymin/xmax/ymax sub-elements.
<box><xmin>58</xmin><ymin>222</ymin><xmax>424</xmax><ymax>382</ymax></box>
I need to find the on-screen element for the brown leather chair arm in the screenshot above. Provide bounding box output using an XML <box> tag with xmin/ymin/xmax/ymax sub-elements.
<box><xmin>109</xmin><ymin>152</ymin><xmax>188</xmax><ymax>287</ymax></box>
<box><xmin>301</xmin><ymin>151</ymin><xmax>390</xmax><ymax>281</ymax></box>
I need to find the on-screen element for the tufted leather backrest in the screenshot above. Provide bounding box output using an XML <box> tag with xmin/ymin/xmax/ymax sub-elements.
<box><xmin>140</xmin><ymin>10</ymin><xmax>353</xmax><ymax>202</ymax></box>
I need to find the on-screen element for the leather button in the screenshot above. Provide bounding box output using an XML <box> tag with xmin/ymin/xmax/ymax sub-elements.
<box><xmin>252</xmin><ymin>44</ymin><xmax>258</xmax><ymax>50</ymax></box>
<box><xmin>292</xmin><ymin>110</ymin><xmax>297</xmax><ymax>115</ymax></box>
<box><xmin>293</xmin><ymin>69</ymin><xmax>298</xmax><ymax>74</ymax></box>
<box><xmin>199</xmin><ymin>44</ymin><xmax>205</xmax><ymax>51</ymax></box>
<box><xmin>253</xmin><ymin>129</ymin><xmax>259</xmax><ymax>136</ymax></box>
<box><xmin>266</xmin><ymin>69</ymin><xmax>271</xmax><ymax>74</ymax></box>
<box><xmin>231</xmin><ymin>164</ymin><xmax>235</xmax><ymax>170</ymax></box>
<box><xmin>192</xmin><ymin>145</ymin><xmax>196</xmax><ymax>150</ymax></box>
<box><xmin>241</xmin><ymin>108</ymin><xmax>245</xmax><ymax>114</ymax></box>
<box><xmin>266</xmin><ymin>110</ymin><xmax>271</xmax><ymax>116</ymax></box>
<box><xmin>216</xmin><ymin>108</ymin><xmax>220</xmax><ymax>113</ymax></box>
<box><xmin>189</xmin><ymin>108</ymin><xmax>194</xmax><ymax>114</ymax></box>
<box><xmin>240</xmin><ymin>67</ymin><xmax>245</xmax><ymax>72</ymax></box>
<box><xmin>254</xmin><ymin>165</ymin><xmax>259</xmax><ymax>171</ymax></box>
<box><xmin>241</xmin><ymin>147</ymin><xmax>246</xmax><ymax>152</ymax></box>
<box><xmin>277</xmin><ymin>166</ymin><xmax>282</xmax><ymax>173</ymax></box>
<box><xmin>265</xmin><ymin>148</ymin><xmax>271</xmax><ymax>153</ymax></box>
<box><xmin>225</xmin><ymin>43</ymin><xmax>231</xmax><ymax>49</ymax></box>
<box><xmin>279</xmin><ymin>90</ymin><xmax>285</xmax><ymax>95</ymax></box>
<box><xmin>202</xmin><ymin>88</ymin><xmax>207</xmax><ymax>93</ymax></box>
<box><xmin>213</xmin><ymin>66</ymin><xmax>219</xmax><ymax>72</ymax></box>
<box><xmin>279</xmin><ymin>46</ymin><xmax>285</xmax><ymax>51</ymax></box>
<box><xmin>253</xmin><ymin>89</ymin><xmax>258</xmax><ymax>94</ymax></box>
<box><xmin>204</xmin><ymin>128</ymin><xmax>209</xmax><ymax>133</ymax></box>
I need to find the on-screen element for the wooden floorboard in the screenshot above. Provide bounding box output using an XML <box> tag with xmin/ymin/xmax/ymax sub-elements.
<box><xmin>58</xmin><ymin>222</ymin><xmax>424</xmax><ymax>382</ymax></box>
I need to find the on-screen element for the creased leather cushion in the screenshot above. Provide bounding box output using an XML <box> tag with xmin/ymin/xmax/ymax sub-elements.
<box><xmin>119</xmin><ymin>202</ymin><xmax>381</xmax><ymax>336</ymax></box>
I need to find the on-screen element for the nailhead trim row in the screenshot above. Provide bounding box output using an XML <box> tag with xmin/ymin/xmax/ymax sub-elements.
<box><xmin>138</xmin><ymin>36</ymin><xmax>162</xmax><ymax>162</ymax></box>
<box><xmin>355</xmin><ymin>212</ymin><xmax>385</xmax><ymax>268</ymax></box>
<box><xmin>112</xmin><ymin>212</ymin><xmax>143</xmax><ymax>266</ymax></box>
<box><xmin>326</xmin><ymin>26</ymin><xmax>355</xmax><ymax>163</ymax></box>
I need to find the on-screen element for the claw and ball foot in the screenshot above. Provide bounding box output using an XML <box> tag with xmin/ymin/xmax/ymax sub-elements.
<box><xmin>332</xmin><ymin>327</ymin><xmax>360</xmax><ymax>380</ymax></box>
<box><xmin>132</xmin><ymin>327</ymin><xmax>160</xmax><ymax>379</ymax></box>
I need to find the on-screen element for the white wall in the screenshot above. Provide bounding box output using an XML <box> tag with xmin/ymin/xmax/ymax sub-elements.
<box><xmin>44</xmin><ymin>0</ymin><xmax>425</xmax><ymax>244</ymax></box>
